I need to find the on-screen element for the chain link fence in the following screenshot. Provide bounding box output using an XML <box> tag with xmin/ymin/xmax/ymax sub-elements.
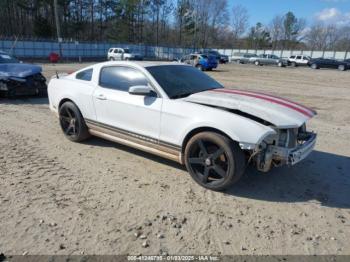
<box><xmin>1</xmin><ymin>38</ymin><xmax>349</xmax><ymax>61</ymax></box>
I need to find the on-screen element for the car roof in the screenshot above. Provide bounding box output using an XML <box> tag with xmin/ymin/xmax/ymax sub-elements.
<box><xmin>95</xmin><ymin>61</ymin><xmax>187</xmax><ymax>68</ymax></box>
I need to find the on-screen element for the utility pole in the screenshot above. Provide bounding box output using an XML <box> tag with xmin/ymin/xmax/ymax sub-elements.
<box><xmin>54</xmin><ymin>0</ymin><xmax>63</xmax><ymax>58</ymax></box>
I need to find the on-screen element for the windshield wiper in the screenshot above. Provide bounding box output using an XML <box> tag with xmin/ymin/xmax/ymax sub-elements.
<box><xmin>171</xmin><ymin>87</ymin><xmax>223</xmax><ymax>99</ymax></box>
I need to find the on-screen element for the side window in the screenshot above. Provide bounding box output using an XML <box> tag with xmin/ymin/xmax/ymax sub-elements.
<box><xmin>76</xmin><ymin>68</ymin><xmax>93</xmax><ymax>81</ymax></box>
<box><xmin>114</xmin><ymin>49</ymin><xmax>118</xmax><ymax>53</ymax></box>
<box><xmin>290</xmin><ymin>56</ymin><xmax>295</xmax><ymax>59</ymax></box>
<box><xmin>296</xmin><ymin>55</ymin><xmax>302</xmax><ymax>59</ymax></box>
<box><xmin>99</xmin><ymin>66</ymin><xmax>149</xmax><ymax>92</ymax></box>
<box><xmin>190</xmin><ymin>55</ymin><xmax>196</xmax><ymax>60</ymax></box>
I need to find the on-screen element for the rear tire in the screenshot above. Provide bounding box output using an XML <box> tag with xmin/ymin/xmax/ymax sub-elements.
<box><xmin>59</xmin><ymin>101</ymin><xmax>90</xmax><ymax>142</ymax></box>
<box><xmin>254</xmin><ymin>60</ymin><xmax>260</xmax><ymax>66</ymax></box>
<box><xmin>184</xmin><ymin>132</ymin><xmax>246</xmax><ymax>191</ymax></box>
<box><xmin>338</xmin><ymin>65</ymin><xmax>346</xmax><ymax>71</ymax></box>
<box><xmin>277</xmin><ymin>62</ymin><xmax>283</xmax><ymax>67</ymax></box>
<box><xmin>109</xmin><ymin>57</ymin><xmax>115</xmax><ymax>61</ymax></box>
<box><xmin>291</xmin><ymin>62</ymin><xmax>297</xmax><ymax>67</ymax></box>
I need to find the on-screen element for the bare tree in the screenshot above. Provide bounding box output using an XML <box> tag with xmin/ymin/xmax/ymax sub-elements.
<box><xmin>305</xmin><ymin>23</ymin><xmax>342</xmax><ymax>51</ymax></box>
<box><xmin>231</xmin><ymin>5</ymin><xmax>249</xmax><ymax>42</ymax></box>
<box><xmin>269</xmin><ymin>15</ymin><xmax>284</xmax><ymax>49</ymax></box>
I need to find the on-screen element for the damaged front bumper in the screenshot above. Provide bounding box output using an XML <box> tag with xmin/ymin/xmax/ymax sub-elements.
<box><xmin>288</xmin><ymin>133</ymin><xmax>317</xmax><ymax>165</ymax></box>
<box><xmin>255</xmin><ymin>131</ymin><xmax>317</xmax><ymax>172</ymax></box>
<box><xmin>0</xmin><ymin>73</ymin><xmax>47</xmax><ymax>97</ymax></box>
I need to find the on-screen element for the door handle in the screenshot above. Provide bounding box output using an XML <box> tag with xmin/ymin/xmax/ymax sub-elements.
<box><xmin>96</xmin><ymin>94</ymin><xmax>107</xmax><ymax>100</ymax></box>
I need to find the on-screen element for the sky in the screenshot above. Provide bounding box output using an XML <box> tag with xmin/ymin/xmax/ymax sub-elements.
<box><xmin>227</xmin><ymin>0</ymin><xmax>350</xmax><ymax>27</ymax></box>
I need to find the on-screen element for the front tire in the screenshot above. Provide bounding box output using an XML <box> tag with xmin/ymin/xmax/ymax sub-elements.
<box><xmin>184</xmin><ymin>132</ymin><xmax>246</xmax><ymax>191</ymax></box>
<box><xmin>59</xmin><ymin>101</ymin><xmax>90</xmax><ymax>142</ymax></box>
<box><xmin>311</xmin><ymin>63</ymin><xmax>318</xmax><ymax>69</ymax></box>
<box><xmin>195</xmin><ymin>64</ymin><xmax>204</xmax><ymax>71</ymax></box>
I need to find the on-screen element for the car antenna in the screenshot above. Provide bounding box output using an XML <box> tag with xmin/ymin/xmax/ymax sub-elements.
<box><xmin>56</xmin><ymin>70</ymin><xmax>59</xmax><ymax>79</ymax></box>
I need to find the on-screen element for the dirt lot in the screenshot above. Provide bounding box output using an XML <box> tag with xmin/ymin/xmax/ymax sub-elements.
<box><xmin>0</xmin><ymin>63</ymin><xmax>349</xmax><ymax>255</ymax></box>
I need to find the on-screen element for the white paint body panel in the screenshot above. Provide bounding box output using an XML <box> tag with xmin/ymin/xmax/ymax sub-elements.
<box><xmin>48</xmin><ymin>61</ymin><xmax>316</xmax><ymax>151</ymax></box>
<box><xmin>183</xmin><ymin>90</ymin><xmax>316</xmax><ymax>128</ymax></box>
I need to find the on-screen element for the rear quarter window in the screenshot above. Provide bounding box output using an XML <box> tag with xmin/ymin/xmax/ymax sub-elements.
<box><xmin>76</xmin><ymin>68</ymin><xmax>93</xmax><ymax>81</ymax></box>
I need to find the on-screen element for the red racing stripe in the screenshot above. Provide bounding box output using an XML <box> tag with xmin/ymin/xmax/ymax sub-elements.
<box><xmin>229</xmin><ymin>89</ymin><xmax>317</xmax><ymax>115</ymax></box>
<box><xmin>211</xmin><ymin>89</ymin><xmax>314</xmax><ymax>117</ymax></box>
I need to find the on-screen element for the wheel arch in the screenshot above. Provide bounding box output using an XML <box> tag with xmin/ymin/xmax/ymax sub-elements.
<box><xmin>58</xmin><ymin>98</ymin><xmax>76</xmax><ymax>110</ymax></box>
<box><xmin>181</xmin><ymin>126</ymin><xmax>238</xmax><ymax>154</ymax></box>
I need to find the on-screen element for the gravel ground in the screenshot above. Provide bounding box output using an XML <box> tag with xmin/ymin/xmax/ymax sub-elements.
<box><xmin>0</xmin><ymin>62</ymin><xmax>349</xmax><ymax>255</ymax></box>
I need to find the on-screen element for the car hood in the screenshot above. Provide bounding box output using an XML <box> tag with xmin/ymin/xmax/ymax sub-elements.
<box><xmin>183</xmin><ymin>88</ymin><xmax>317</xmax><ymax>128</ymax></box>
<box><xmin>0</xmin><ymin>63</ymin><xmax>42</xmax><ymax>78</ymax></box>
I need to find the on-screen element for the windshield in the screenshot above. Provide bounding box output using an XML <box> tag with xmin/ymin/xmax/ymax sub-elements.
<box><xmin>0</xmin><ymin>53</ymin><xmax>19</xmax><ymax>63</ymax></box>
<box><xmin>146</xmin><ymin>65</ymin><xmax>223</xmax><ymax>99</ymax></box>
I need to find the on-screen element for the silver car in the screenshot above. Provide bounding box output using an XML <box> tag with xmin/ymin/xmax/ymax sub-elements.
<box><xmin>231</xmin><ymin>52</ymin><xmax>257</xmax><ymax>64</ymax></box>
<box><xmin>249</xmin><ymin>54</ymin><xmax>287</xmax><ymax>67</ymax></box>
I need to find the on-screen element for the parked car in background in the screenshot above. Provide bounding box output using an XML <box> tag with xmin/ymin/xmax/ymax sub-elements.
<box><xmin>249</xmin><ymin>54</ymin><xmax>287</xmax><ymax>67</ymax></box>
<box><xmin>308</xmin><ymin>58</ymin><xmax>349</xmax><ymax>71</ymax></box>
<box><xmin>288</xmin><ymin>55</ymin><xmax>311</xmax><ymax>67</ymax></box>
<box><xmin>231</xmin><ymin>52</ymin><xmax>257</xmax><ymax>64</ymax></box>
<box><xmin>180</xmin><ymin>53</ymin><xmax>218</xmax><ymax>71</ymax></box>
<box><xmin>107</xmin><ymin>48</ymin><xmax>143</xmax><ymax>61</ymax></box>
<box><xmin>48</xmin><ymin>61</ymin><xmax>317</xmax><ymax>191</ymax></box>
<box><xmin>0</xmin><ymin>51</ymin><xmax>47</xmax><ymax>97</ymax></box>
<box><xmin>202</xmin><ymin>50</ymin><xmax>229</xmax><ymax>64</ymax></box>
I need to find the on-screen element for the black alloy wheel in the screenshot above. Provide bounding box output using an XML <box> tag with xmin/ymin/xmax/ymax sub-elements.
<box><xmin>184</xmin><ymin>132</ymin><xmax>245</xmax><ymax>191</ymax></box>
<box><xmin>59</xmin><ymin>101</ymin><xmax>90</xmax><ymax>142</ymax></box>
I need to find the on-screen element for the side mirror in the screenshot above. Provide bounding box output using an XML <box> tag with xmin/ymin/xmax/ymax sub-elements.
<box><xmin>128</xmin><ymin>85</ymin><xmax>153</xmax><ymax>96</ymax></box>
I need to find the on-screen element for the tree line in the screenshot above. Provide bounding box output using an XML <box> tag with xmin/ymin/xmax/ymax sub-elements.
<box><xmin>0</xmin><ymin>0</ymin><xmax>349</xmax><ymax>51</ymax></box>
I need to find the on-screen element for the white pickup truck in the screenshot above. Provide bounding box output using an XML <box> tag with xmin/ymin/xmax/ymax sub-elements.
<box><xmin>107</xmin><ymin>48</ymin><xmax>143</xmax><ymax>61</ymax></box>
<box><xmin>288</xmin><ymin>55</ymin><xmax>311</xmax><ymax>67</ymax></box>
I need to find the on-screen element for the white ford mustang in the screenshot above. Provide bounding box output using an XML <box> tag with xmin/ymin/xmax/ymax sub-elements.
<box><xmin>48</xmin><ymin>61</ymin><xmax>317</xmax><ymax>190</ymax></box>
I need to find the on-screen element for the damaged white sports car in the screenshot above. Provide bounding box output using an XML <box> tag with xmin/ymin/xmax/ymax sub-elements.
<box><xmin>48</xmin><ymin>61</ymin><xmax>317</xmax><ymax>190</ymax></box>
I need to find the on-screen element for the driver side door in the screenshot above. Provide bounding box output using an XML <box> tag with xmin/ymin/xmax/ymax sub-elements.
<box><xmin>92</xmin><ymin>66</ymin><xmax>162</xmax><ymax>141</ymax></box>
